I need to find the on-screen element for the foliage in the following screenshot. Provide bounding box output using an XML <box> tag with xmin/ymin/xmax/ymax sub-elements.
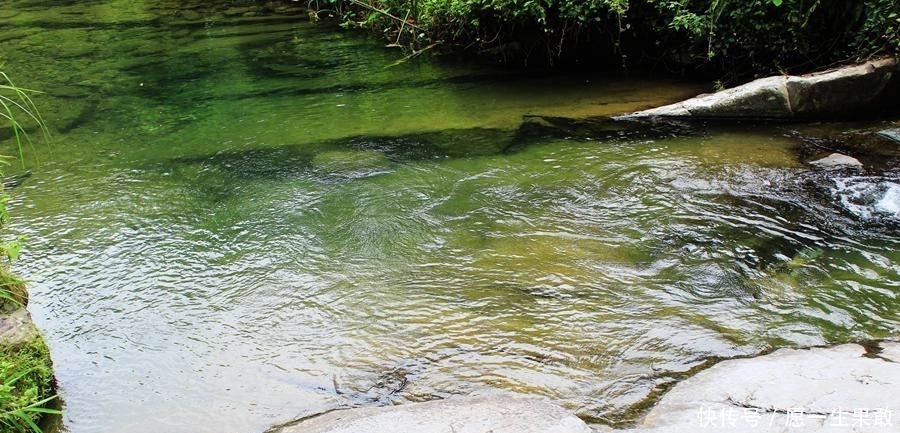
<box><xmin>849</xmin><ymin>0</ymin><xmax>900</xmax><ymax>58</ymax></box>
<box><xmin>323</xmin><ymin>0</ymin><xmax>900</xmax><ymax>77</ymax></box>
<box><xmin>655</xmin><ymin>1</ymin><xmax>883</xmax><ymax>77</ymax></box>
<box><xmin>0</xmin><ymin>340</ymin><xmax>57</xmax><ymax>433</ymax></box>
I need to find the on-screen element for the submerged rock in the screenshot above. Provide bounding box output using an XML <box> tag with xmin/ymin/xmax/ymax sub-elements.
<box><xmin>268</xmin><ymin>395</ymin><xmax>591</xmax><ymax>433</ymax></box>
<box><xmin>809</xmin><ymin>153</ymin><xmax>863</xmax><ymax>169</ymax></box>
<box><xmin>511</xmin><ymin>115</ymin><xmax>696</xmax><ymax>149</ymax></box>
<box><xmin>618</xmin><ymin>57</ymin><xmax>899</xmax><ymax>120</ymax></box>
<box><xmin>627</xmin><ymin>342</ymin><xmax>900</xmax><ymax>433</ymax></box>
<box><xmin>310</xmin><ymin>150</ymin><xmax>391</xmax><ymax>179</ymax></box>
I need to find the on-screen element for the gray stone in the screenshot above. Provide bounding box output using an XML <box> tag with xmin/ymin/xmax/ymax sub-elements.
<box><xmin>878</xmin><ymin>128</ymin><xmax>900</xmax><ymax>144</ymax></box>
<box><xmin>618</xmin><ymin>57</ymin><xmax>899</xmax><ymax>120</ymax></box>
<box><xmin>270</xmin><ymin>395</ymin><xmax>592</xmax><ymax>433</ymax></box>
<box><xmin>683</xmin><ymin>76</ymin><xmax>792</xmax><ymax>118</ymax></box>
<box><xmin>627</xmin><ymin>343</ymin><xmax>900</xmax><ymax>433</ymax></box>
<box><xmin>625</xmin><ymin>104</ymin><xmax>692</xmax><ymax>117</ymax></box>
<box><xmin>616</xmin><ymin>76</ymin><xmax>791</xmax><ymax>119</ymax></box>
<box><xmin>877</xmin><ymin>341</ymin><xmax>900</xmax><ymax>362</ymax></box>
<box><xmin>0</xmin><ymin>309</ymin><xmax>40</xmax><ymax>347</ymax></box>
<box><xmin>809</xmin><ymin>153</ymin><xmax>863</xmax><ymax>169</ymax></box>
<box><xmin>787</xmin><ymin>58</ymin><xmax>898</xmax><ymax>117</ymax></box>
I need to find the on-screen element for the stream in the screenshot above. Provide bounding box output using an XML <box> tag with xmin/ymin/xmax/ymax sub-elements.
<box><xmin>1</xmin><ymin>2</ymin><xmax>898</xmax><ymax>433</ymax></box>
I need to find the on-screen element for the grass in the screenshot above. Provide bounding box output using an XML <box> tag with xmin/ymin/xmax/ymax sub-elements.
<box><xmin>0</xmin><ymin>71</ymin><xmax>48</xmax><ymax>165</ymax></box>
<box><xmin>0</xmin><ymin>71</ymin><xmax>58</xmax><ymax>433</ymax></box>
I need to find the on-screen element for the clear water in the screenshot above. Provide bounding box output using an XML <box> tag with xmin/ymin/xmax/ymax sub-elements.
<box><xmin>1</xmin><ymin>2</ymin><xmax>898</xmax><ymax>433</ymax></box>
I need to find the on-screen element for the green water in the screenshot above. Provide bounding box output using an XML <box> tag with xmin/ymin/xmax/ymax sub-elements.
<box><xmin>2</xmin><ymin>2</ymin><xmax>899</xmax><ymax>433</ymax></box>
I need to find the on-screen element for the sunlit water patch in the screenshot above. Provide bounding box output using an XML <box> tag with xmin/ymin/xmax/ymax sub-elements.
<box><xmin>1</xmin><ymin>2</ymin><xmax>898</xmax><ymax>433</ymax></box>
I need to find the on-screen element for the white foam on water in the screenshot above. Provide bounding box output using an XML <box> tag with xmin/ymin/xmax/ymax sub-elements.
<box><xmin>831</xmin><ymin>177</ymin><xmax>900</xmax><ymax>221</ymax></box>
<box><xmin>875</xmin><ymin>182</ymin><xmax>900</xmax><ymax>217</ymax></box>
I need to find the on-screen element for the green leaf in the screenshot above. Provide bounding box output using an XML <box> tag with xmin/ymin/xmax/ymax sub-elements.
<box><xmin>0</xmin><ymin>237</ymin><xmax>24</xmax><ymax>261</ymax></box>
<box><xmin>771</xmin><ymin>0</ymin><xmax>783</xmax><ymax>6</ymax></box>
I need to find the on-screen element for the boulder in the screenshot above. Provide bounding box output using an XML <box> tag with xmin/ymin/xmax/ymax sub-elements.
<box><xmin>269</xmin><ymin>395</ymin><xmax>592</xmax><ymax>433</ymax></box>
<box><xmin>684</xmin><ymin>76</ymin><xmax>792</xmax><ymax>118</ymax></box>
<box><xmin>618</xmin><ymin>57</ymin><xmax>899</xmax><ymax>120</ymax></box>
<box><xmin>626</xmin><ymin>342</ymin><xmax>900</xmax><ymax>433</ymax></box>
<box><xmin>809</xmin><ymin>153</ymin><xmax>864</xmax><ymax>169</ymax></box>
<box><xmin>787</xmin><ymin>58</ymin><xmax>899</xmax><ymax>117</ymax></box>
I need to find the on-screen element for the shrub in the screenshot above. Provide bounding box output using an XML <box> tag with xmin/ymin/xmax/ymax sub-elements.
<box><xmin>324</xmin><ymin>0</ymin><xmax>900</xmax><ymax>77</ymax></box>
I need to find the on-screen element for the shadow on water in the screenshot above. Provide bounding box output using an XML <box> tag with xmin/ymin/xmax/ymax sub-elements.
<box><xmin>505</xmin><ymin>115</ymin><xmax>701</xmax><ymax>153</ymax></box>
<box><xmin>166</xmin><ymin>115</ymin><xmax>700</xmax><ymax>183</ymax></box>
<box><xmin>166</xmin><ymin>127</ymin><xmax>515</xmax><ymax>181</ymax></box>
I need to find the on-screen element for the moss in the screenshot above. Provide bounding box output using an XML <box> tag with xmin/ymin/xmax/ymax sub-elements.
<box><xmin>0</xmin><ymin>334</ymin><xmax>56</xmax><ymax>433</ymax></box>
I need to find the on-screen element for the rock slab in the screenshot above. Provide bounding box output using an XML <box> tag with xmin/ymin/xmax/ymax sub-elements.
<box><xmin>270</xmin><ymin>395</ymin><xmax>592</xmax><ymax>433</ymax></box>
<box><xmin>618</xmin><ymin>57</ymin><xmax>899</xmax><ymax>119</ymax></box>
<box><xmin>630</xmin><ymin>342</ymin><xmax>900</xmax><ymax>433</ymax></box>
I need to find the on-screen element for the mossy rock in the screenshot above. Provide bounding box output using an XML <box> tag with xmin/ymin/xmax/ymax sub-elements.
<box><xmin>0</xmin><ymin>267</ymin><xmax>58</xmax><ymax>431</ymax></box>
<box><xmin>0</xmin><ymin>330</ymin><xmax>57</xmax><ymax>432</ymax></box>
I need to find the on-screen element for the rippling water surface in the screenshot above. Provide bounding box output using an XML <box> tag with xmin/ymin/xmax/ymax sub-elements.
<box><xmin>1</xmin><ymin>2</ymin><xmax>898</xmax><ymax>433</ymax></box>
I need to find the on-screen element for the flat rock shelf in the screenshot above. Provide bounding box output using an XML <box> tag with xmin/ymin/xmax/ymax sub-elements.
<box><xmin>272</xmin><ymin>342</ymin><xmax>900</xmax><ymax>433</ymax></box>
<box><xmin>626</xmin><ymin>341</ymin><xmax>900</xmax><ymax>433</ymax></box>
<box><xmin>268</xmin><ymin>394</ymin><xmax>592</xmax><ymax>433</ymax></box>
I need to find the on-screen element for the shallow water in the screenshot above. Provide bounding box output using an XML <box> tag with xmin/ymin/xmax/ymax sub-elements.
<box><xmin>1</xmin><ymin>2</ymin><xmax>898</xmax><ymax>433</ymax></box>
